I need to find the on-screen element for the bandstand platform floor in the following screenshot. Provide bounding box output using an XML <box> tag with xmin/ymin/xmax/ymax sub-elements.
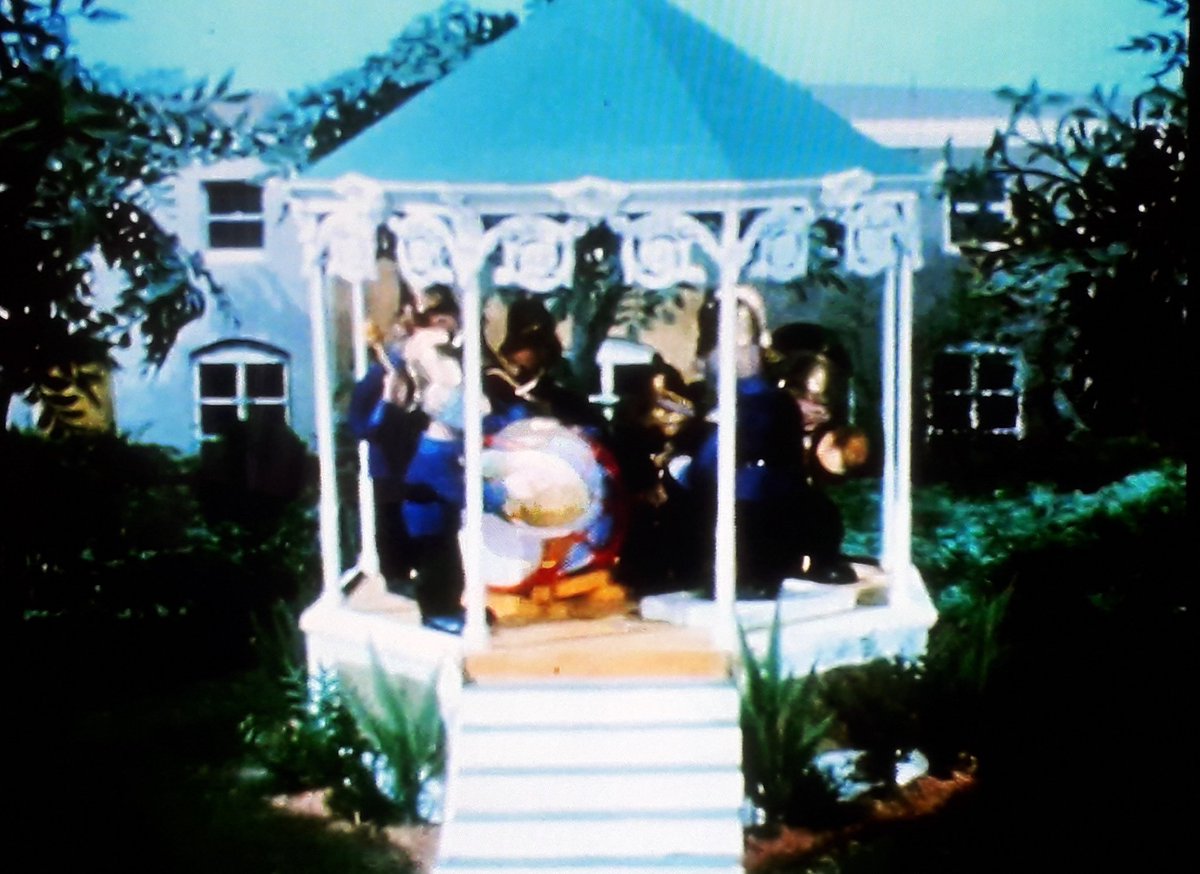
<box><xmin>342</xmin><ymin>575</ymin><xmax>731</xmax><ymax>682</ymax></box>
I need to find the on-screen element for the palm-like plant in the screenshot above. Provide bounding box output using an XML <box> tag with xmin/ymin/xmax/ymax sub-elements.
<box><xmin>343</xmin><ymin>654</ymin><xmax>446</xmax><ymax>824</ymax></box>
<box><xmin>737</xmin><ymin>610</ymin><xmax>842</xmax><ymax>829</ymax></box>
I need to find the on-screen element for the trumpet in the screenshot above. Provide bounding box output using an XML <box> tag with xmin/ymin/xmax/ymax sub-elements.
<box><xmin>365</xmin><ymin>322</ymin><xmax>397</xmax><ymax>376</ymax></box>
<box><xmin>365</xmin><ymin>322</ymin><xmax>418</xmax><ymax>410</ymax></box>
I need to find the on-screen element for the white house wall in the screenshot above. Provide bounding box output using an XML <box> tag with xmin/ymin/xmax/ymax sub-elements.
<box><xmin>6</xmin><ymin>89</ymin><xmax>1006</xmax><ymax>455</ymax></box>
<box><xmin>15</xmin><ymin>157</ymin><xmax>320</xmax><ymax>452</ymax></box>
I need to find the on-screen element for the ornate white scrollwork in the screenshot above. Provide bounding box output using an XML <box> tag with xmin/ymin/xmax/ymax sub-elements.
<box><xmin>820</xmin><ymin>168</ymin><xmax>876</xmax><ymax>212</ymax></box>
<box><xmin>741</xmin><ymin>203</ymin><xmax>816</xmax><ymax>283</ymax></box>
<box><xmin>317</xmin><ymin>174</ymin><xmax>388</xmax><ymax>285</ymax></box>
<box><xmin>614</xmin><ymin>211</ymin><xmax>717</xmax><ymax>290</ymax></box>
<box><xmin>484</xmin><ymin>215</ymin><xmax>585</xmax><ymax>293</ymax></box>
<box><xmin>547</xmin><ymin>176</ymin><xmax>632</xmax><ymax>223</ymax></box>
<box><xmin>841</xmin><ymin>194</ymin><xmax>921</xmax><ymax>277</ymax></box>
<box><xmin>385</xmin><ymin>209</ymin><xmax>459</xmax><ymax>292</ymax></box>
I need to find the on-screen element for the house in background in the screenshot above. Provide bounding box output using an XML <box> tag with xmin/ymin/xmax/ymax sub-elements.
<box><xmin>813</xmin><ymin>83</ymin><xmax>1030</xmax><ymax>450</ymax></box>
<box><xmin>8</xmin><ymin>8</ymin><xmax>1028</xmax><ymax>458</ymax></box>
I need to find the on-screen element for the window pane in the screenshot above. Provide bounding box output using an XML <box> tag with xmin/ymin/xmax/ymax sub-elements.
<box><xmin>977</xmin><ymin>353</ymin><xmax>1016</xmax><ymax>391</ymax></box>
<box><xmin>246</xmin><ymin>363</ymin><xmax>284</xmax><ymax>398</ymax></box>
<box><xmin>209</xmin><ymin>220</ymin><xmax>264</xmax><ymax>249</ymax></box>
<box><xmin>205</xmin><ymin>181</ymin><xmax>262</xmax><ymax>215</ymax></box>
<box><xmin>932</xmin><ymin>353</ymin><xmax>972</xmax><ymax>390</ymax></box>
<box><xmin>247</xmin><ymin>404</ymin><xmax>287</xmax><ymax>431</ymax></box>
<box><xmin>978</xmin><ymin>395</ymin><xmax>1019</xmax><ymax>430</ymax></box>
<box><xmin>950</xmin><ymin>209</ymin><xmax>1006</xmax><ymax>244</ymax></box>
<box><xmin>199</xmin><ymin>363</ymin><xmax>237</xmax><ymax>398</ymax></box>
<box><xmin>200</xmin><ymin>404</ymin><xmax>240</xmax><ymax>436</ymax></box>
<box><xmin>931</xmin><ymin>395</ymin><xmax>972</xmax><ymax>431</ymax></box>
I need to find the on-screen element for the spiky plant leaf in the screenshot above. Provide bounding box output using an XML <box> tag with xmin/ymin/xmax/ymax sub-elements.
<box><xmin>738</xmin><ymin>608</ymin><xmax>842</xmax><ymax>828</ymax></box>
<box><xmin>342</xmin><ymin>650</ymin><xmax>446</xmax><ymax>823</ymax></box>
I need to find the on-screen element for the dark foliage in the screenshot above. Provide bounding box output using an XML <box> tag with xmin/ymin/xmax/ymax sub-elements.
<box><xmin>738</xmin><ymin>611</ymin><xmax>845</xmax><ymax>830</ymax></box>
<box><xmin>241</xmin><ymin>666</ymin><xmax>405</xmax><ymax>825</ymax></box>
<box><xmin>786</xmin><ymin>459</ymin><xmax>1187</xmax><ymax>869</ymax></box>
<box><xmin>0</xmin><ymin>1</ymin><xmax>262</xmax><ymax>421</ymax></box>
<box><xmin>263</xmin><ymin>1</ymin><xmax>518</xmax><ymax>165</ymax></box>
<box><xmin>5</xmin><ymin>429</ymin><xmax>319</xmax><ymax>674</ymax></box>
<box><xmin>240</xmin><ymin>621</ymin><xmax>446</xmax><ymax>828</ymax></box>
<box><xmin>946</xmin><ymin>0</ymin><xmax>1188</xmax><ymax>452</ymax></box>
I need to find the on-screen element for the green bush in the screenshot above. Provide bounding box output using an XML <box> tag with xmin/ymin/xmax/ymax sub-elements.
<box><xmin>833</xmin><ymin>459</ymin><xmax>1185</xmax><ymax>596</ymax></box>
<box><xmin>240</xmin><ymin>665</ymin><xmax>401</xmax><ymax>825</ymax></box>
<box><xmin>241</xmin><ymin>651</ymin><xmax>446</xmax><ymax>827</ymax></box>
<box><xmin>5</xmin><ymin>429</ymin><xmax>319</xmax><ymax>672</ymax></box>
<box><xmin>343</xmin><ymin>656</ymin><xmax>446</xmax><ymax>824</ymax></box>
<box><xmin>819</xmin><ymin>460</ymin><xmax>1185</xmax><ymax>790</ymax></box>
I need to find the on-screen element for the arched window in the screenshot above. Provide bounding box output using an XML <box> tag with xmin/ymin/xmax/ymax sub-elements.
<box><xmin>190</xmin><ymin>340</ymin><xmax>290</xmax><ymax>439</ymax></box>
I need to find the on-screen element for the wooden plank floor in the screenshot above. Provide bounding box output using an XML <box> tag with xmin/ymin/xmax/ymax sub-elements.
<box><xmin>465</xmin><ymin>613</ymin><xmax>731</xmax><ymax>682</ymax></box>
<box><xmin>344</xmin><ymin>575</ymin><xmax>731</xmax><ymax>681</ymax></box>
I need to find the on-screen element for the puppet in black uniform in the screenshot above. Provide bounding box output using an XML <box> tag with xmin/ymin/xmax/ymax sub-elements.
<box><xmin>766</xmin><ymin>321</ymin><xmax>869</xmax><ymax>584</ymax></box>
<box><xmin>482</xmin><ymin>295</ymin><xmax>603</xmax><ymax>435</ymax></box>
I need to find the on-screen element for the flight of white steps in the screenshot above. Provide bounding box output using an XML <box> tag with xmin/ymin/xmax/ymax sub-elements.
<box><xmin>435</xmin><ymin>679</ymin><xmax>746</xmax><ymax>873</ymax></box>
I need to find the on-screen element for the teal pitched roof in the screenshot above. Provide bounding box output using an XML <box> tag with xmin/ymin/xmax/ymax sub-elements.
<box><xmin>306</xmin><ymin>0</ymin><xmax>920</xmax><ymax>184</ymax></box>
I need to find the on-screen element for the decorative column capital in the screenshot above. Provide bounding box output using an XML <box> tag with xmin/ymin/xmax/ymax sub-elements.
<box><xmin>317</xmin><ymin>174</ymin><xmax>388</xmax><ymax>285</ymax></box>
<box><xmin>740</xmin><ymin>203</ymin><xmax>817</xmax><ymax>283</ymax></box>
<box><xmin>841</xmin><ymin>194</ymin><xmax>922</xmax><ymax>277</ymax></box>
<box><xmin>548</xmin><ymin>176</ymin><xmax>632</xmax><ymax>223</ymax></box>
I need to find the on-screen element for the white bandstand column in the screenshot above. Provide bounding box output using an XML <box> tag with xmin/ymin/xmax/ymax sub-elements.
<box><xmin>880</xmin><ymin>260</ymin><xmax>899</xmax><ymax>573</ymax></box>
<box><xmin>350</xmin><ymin>281</ymin><xmax>380</xmax><ymax>579</ymax></box>
<box><xmin>302</xmin><ymin>217</ymin><xmax>343</xmax><ymax>600</ymax></box>
<box><xmin>459</xmin><ymin>255</ymin><xmax>488</xmax><ymax>653</ymax></box>
<box><xmin>894</xmin><ymin>248</ymin><xmax>915</xmax><ymax>573</ymax></box>
<box><xmin>712</xmin><ymin>209</ymin><xmax>741</xmax><ymax>652</ymax></box>
<box><xmin>880</xmin><ymin>243</ymin><xmax>916</xmax><ymax>574</ymax></box>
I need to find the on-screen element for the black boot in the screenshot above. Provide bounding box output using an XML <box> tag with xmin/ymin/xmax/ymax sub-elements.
<box><xmin>798</xmin><ymin>555</ymin><xmax>858</xmax><ymax>585</ymax></box>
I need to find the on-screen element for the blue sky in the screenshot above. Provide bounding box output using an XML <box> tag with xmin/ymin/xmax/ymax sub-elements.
<box><xmin>69</xmin><ymin>0</ymin><xmax>1168</xmax><ymax>97</ymax></box>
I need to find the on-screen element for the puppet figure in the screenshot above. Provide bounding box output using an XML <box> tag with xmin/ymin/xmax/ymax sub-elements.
<box><xmin>400</xmin><ymin>296</ymin><xmax>471</xmax><ymax>632</ymax></box>
<box><xmin>677</xmin><ymin>288</ymin><xmax>861</xmax><ymax>599</ymax></box>
<box><xmin>766</xmin><ymin>321</ymin><xmax>869</xmax><ymax>583</ymax></box>
<box><xmin>483</xmin><ymin>295</ymin><xmax>601</xmax><ymax>434</ymax></box>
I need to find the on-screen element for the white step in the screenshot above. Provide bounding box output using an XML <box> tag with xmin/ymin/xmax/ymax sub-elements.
<box><xmin>453</xmin><ymin>764</ymin><xmax>743</xmax><ymax>815</ymax></box>
<box><xmin>458</xmin><ymin>680</ymin><xmax>738</xmax><ymax>728</ymax></box>
<box><xmin>437</xmin><ymin>811</ymin><xmax>745</xmax><ymax>860</ymax></box>
<box><xmin>453</xmin><ymin>721</ymin><xmax>741</xmax><ymax>770</ymax></box>
<box><xmin>437</xmin><ymin>859</ymin><xmax>741</xmax><ymax>873</ymax></box>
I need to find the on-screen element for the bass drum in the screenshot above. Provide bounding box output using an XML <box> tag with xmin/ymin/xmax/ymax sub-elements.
<box><xmin>479</xmin><ymin>417</ymin><xmax>625</xmax><ymax>595</ymax></box>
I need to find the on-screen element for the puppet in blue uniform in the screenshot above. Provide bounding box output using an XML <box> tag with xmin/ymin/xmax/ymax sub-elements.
<box><xmin>676</xmin><ymin>287</ymin><xmax>864</xmax><ymax>599</ymax></box>
<box><xmin>400</xmin><ymin>296</ymin><xmax>473</xmax><ymax>632</ymax></box>
<box><xmin>346</xmin><ymin>289</ymin><xmax>453</xmax><ymax>593</ymax></box>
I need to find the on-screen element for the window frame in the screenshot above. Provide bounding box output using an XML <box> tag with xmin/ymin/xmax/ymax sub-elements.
<box><xmin>926</xmin><ymin>341</ymin><xmax>1025</xmax><ymax>440</ymax></box>
<box><xmin>940</xmin><ymin>167</ymin><xmax>1011</xmax><ymax>255</ymax></box>
<box><xmin>191</xmin><ymin>340</ymin><xmax>291</xmax><ymax>441</ymax></box>
<box><xmin>202</xmin><ymin>179</ymin><xmax>266</xmax><ymax>254</ymax></box>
